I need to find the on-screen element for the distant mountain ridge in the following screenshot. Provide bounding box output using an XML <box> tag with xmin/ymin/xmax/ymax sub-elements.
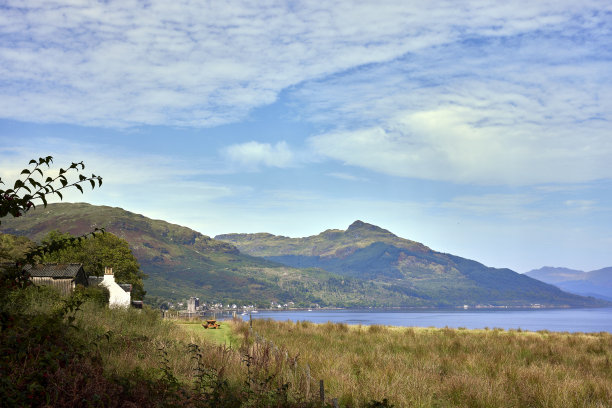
<box><xmin>1</xmin><ymin>203</ymin><xmax>393</xmax><ymax>307</ymax></box>
<box><xmin>524</xmin><ymin>267</ymin><xmax>585</xmax><ymax>284</ymax></box>
<box><xmin>217</xmin><ymin>221</ymin><xmax>604</xmax><ymax>307</ymax></box>
<box><xmin>1</xmin><ymin>204</ymin><xmax>605</xmax><ymax>308</ymax></box>
<box><xmin>525</xmin><ymin>266</ymin><xmax>612</xmax><ymax>302</ymax></box>
<box><xmin>218</xmin><ymin>220</ymin><xmax>430</xmax><ymax>260</ymax></box>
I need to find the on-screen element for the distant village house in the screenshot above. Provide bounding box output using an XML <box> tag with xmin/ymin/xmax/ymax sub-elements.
<box><xmin>187</xmin><ymin>296</ymin><xmax>199</xmax><ymax>313</ymax></box>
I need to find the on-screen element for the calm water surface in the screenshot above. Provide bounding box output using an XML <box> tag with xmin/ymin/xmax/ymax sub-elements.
<box><xmin>241</xmin><ymin>308</ymin><xmax>612</xmax><ymax>333</ymax></box>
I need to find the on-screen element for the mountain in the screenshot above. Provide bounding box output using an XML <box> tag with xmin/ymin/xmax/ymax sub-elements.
<box><xmin>523</xmin><ymin>267</ymin><xmax>585</xmax><ymax>284</ymax></box>
<box><xmin>216</xmin><ymin>220</ymin><xmax>606</xmax><ymax>307</ymax></box>
<box><xmin>2</xmin><ymin>205</ymin><xmax>605</xmax><ymax>308</ymax></box>
<box><xmin>525</xmin><ymin>266</ymin><xmax>612</xmax><ymax>302</ymax></box>
<box><xmin>1</xmin><ymin>203</ymin><xmax>404</xmax><ymax>307</ymax></box>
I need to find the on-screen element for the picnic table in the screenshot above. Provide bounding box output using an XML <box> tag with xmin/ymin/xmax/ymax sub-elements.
<box><xmin>202</xmin><ymin>319</ymin><xmax>220</xmax><ymax>329</ymax></box>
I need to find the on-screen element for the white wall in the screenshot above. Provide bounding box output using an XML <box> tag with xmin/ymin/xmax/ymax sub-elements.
<box><xmin>100</xmin><ymin>274</ymin><xmax>131</xmax><ymax>308</ymax></box>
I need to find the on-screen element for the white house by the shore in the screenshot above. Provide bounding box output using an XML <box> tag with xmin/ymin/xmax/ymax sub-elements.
<box><xmin>99</xmin><ymin>267</ymin><xmax>131</xmax><ymax>308</ymax></box>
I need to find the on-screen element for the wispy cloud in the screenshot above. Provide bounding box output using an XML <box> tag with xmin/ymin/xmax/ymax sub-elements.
<box><xmin>0</xmin><ymin>136</ymin><xmax>243</xmax><ymax>219</ymax></box>
<box><xmin>0</xmin><ymin>0</ymin><xmax>449</xmax><ymax>127</ymax></box>
<box><xmin>301</xmin><ymin>6</ymin><xmax>612</xmax><ymax>186</ymax></box>
<box><xmin>564</xmin><ymin>199</ymin><xmax>597</xmax><ymax>211</ymax></box>
<box><xmin>222</xmin><ymin>141</ymin><xmax>294</xmax><ymax>169</ymax></box>
<box><xmin>440</xmin><ymin>193</ymin><xmax>543</xmax><ymax>220</ymax></box>
<box><xmin>327</xmin><ymin>172</ymin><xmax>369</xmax><ymax>182</ymax></box>
<box><xmin>2</xmin><ymin>1</ymin><xmax>609</xmax><ymax>129</ymax></box>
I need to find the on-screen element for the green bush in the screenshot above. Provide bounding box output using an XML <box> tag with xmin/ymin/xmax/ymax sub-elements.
<box><xmin>75</xmin><ymin>284</ymin><xmax>110</xmax><ymax>307</ymax></box>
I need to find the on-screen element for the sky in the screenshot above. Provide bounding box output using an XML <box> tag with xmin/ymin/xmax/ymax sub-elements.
<box><xmin>1</xmin><ymin>0</ymin><xmax>611</xmax><ymax>273</ymax></box>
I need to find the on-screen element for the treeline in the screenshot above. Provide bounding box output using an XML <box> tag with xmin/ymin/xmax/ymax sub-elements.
<box><xmin>1</xmin><ymin>230</ymin><xmax>146</xmax><ymax>300</ymax></box>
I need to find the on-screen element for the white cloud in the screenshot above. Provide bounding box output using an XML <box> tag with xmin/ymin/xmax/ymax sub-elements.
<box><xmin>1</xmin><ymin>0</ymin><xmax>610</xmax><ymax>128</ymax></box>
<box><xmin>308</xmin><ymin>100</ymin><xmax>612</xmax><ymax>185</ymax></box>
<box><xmin>222</xmin><ymin>141</ymin><xmax>294</xmax><ymax>169</ymax></box>
<box><xmin>327</xmin><ymin>172</ymin><xmax>369</xmax><ymax>182</ymax></box>
<box><xmin>302</xmin><ymin>8</ymin><xmax>612</xmax><ymax>186</ymax></box>
<box><xmin>440</xmin><ymin>193</ymin><xmax>543</xmax><ymax>219</ymax></box>
<box><xmin>564</xmin><ymin>200</ymin><xmax>597</xmax><ymax>211</ymax></box>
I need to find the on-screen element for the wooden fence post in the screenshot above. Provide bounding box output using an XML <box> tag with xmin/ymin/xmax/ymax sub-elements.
<box><xmin>320</xmin><ymin>379</ymin><xmax>325</xmax><ymax>403</ymax></box>
<box><xmin>332</xmin><ymin>398</ymin><xmax>339</xmax><ymax>408</ymax></box>
<box><xmin>305</xmin><ymin>364</ymin><xmax>311</xmax><ymax>399</ymax></box>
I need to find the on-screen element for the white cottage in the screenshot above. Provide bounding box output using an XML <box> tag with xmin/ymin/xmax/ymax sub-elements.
<box><xmin>99</xmin><ymin>267</ymin><xmax>131</xmax><ymax>308</ymax></box>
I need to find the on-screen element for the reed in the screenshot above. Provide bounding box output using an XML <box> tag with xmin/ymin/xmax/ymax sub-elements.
<box><xmin>5</xmin><ymin>286</ymin><xmax>610</xmax><ymax>407</ymax></box>
<box><xmin>244</xmin><ymin>318</ymin><xmax>612</xmax><ymax>407</ymax></box>
<box><xmin>2</xmin><ymin>286</ymin><xmax>320</xmax><ymax>407</ymax></box>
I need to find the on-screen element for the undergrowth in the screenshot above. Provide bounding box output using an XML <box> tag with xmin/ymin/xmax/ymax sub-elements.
<box><xmin>246</xmin><ymin>319</ymin><xmax>612</xmax><ymax>407</ymax></box>
<box><xmin>0</xmin><ymin>281</ymin><xmax>332</xmax><ymax>407</ymax></box>
<box><xmin>4</xmin><ymin>277</ymin><xmax>609</xmax><ymax>407</ymax></box>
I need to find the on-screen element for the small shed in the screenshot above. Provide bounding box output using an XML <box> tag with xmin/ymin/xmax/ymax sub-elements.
<box><xmin>24</xmin><ymin>263</ymin><xmax>88</xmax><ymax>296</ymax></box>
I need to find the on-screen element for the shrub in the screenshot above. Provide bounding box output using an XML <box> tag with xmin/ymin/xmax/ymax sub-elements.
<box><xmin>76</xmin><ymin>285</ymin><xmax>110</xmax><ymax>307</ymax></box>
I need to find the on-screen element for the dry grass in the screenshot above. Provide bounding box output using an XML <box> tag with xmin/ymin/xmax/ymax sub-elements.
<box><xmin>62</xmin><ymin>300</ymin><xmax>612</xmax><ymax>407</ymax></box>
<box><xmin>72</xmin><ymin>305</ymin><xmax>319</xmax><ymax>406</ymax></box>
<box><xmin>74</xmin><ymin>304</ymin><xmax>246</xmax><ymax>384</ymax></box>
<box><xmin>243</xmin><ymin>319</ymin><xmax>612</xmax><ymax>407</ymax></box>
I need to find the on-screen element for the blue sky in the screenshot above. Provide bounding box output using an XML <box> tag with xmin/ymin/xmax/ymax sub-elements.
<box><xmin>1</xmin><ymin>0</ymin><xmax>611</xmax><ymax>272</ymax></box>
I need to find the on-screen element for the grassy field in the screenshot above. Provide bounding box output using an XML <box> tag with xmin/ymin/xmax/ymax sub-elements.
<box><xmin>3</xmin><ymin>284</ymin><xmax>611</xmax><ymax>407</ymax></box>
<box><xmin>241</xmin><ymin>318</ymin><xmax>612</xmax><ymax>407</ymax></box>
<box><xmin>175</xmin><ymin>319</ymin><xmax>239</xmax><ymax>346</ymax></box>
<box><xmin>1</xmin><ymin>285</ymin><xmax>318</xmax><ymax>407</ymax></box>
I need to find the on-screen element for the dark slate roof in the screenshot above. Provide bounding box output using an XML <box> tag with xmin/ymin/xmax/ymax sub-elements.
<box><xmin>119</xmin><ymin>283</ymin><xmax>132</xmax><ymax>293</ymax></box>
<box><xmin>88</xmin><ymin>276</ymin><xmax>104</xmax><ymax>286</ymax></box>
<box><xmin>24</xmin><ymin>263</ymin><xmax>84</xmax><ymax>278</ymax></box>
<box><xmin>88</xmin><ymin>276</ymin><xmax>132</xmax><ymax>293</ymax></box>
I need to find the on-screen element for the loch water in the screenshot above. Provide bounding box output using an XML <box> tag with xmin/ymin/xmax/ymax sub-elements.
<box><xmin>240</xmin><ymin>307</ymin><xmax>612</xmax><ymax>333</ymax></box>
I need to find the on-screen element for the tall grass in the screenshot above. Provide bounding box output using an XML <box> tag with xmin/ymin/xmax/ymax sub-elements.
<box><xmin>4</xmin><ymin>285</ymin><xmax>610</xmax><ymax>407</ymax></box>
<box><xmin>73</xmin><ymin>304</ymin><xmax>314</xmax><ymax>403</ymax></box>
<box><xmin>245</xmin><ymin>319</ymin><xmax>612</xmax><ymax>407</ymax></box>
<box><xmin>1</xmin><ymin>285</ymin><xmax>324</xmax><ymax>406</ymax></box>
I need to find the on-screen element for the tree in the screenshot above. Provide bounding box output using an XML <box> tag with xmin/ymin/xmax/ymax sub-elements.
<box><xmin>0</xmin><ymin>158</ymin><xmax>107</xmax><ymax>406</ymax></box>
<box><xmin>0</xmin><ymin>156</ymin><xmax>102</xmax><ymax>224</ymax></box>
<box><xmin>0</xmin><ymin>233</ymin><xmax>35</xmax><ymax>263</ymax></box>
<box><xmin>41</xmin><ymin>230</ymin><xmax>147</xmax><ymax>300</ymax></box>
<box><xmin>0</xmin><ymin>156</ymin><xmax>103</xmax><ymax>264</ymax></box>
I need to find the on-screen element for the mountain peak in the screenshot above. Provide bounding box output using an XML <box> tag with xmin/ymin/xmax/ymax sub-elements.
<box><xmin>346</xmin><ymin>220</ymin><xmax>395</xmax><ymax>236</ymax></box>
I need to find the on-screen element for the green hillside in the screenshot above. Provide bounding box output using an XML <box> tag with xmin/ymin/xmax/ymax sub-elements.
<box><xmin>0</xmin><ymin>203</ymin><xmax>441</xmax><ymax>307</ymax></box>
<box><xmin>0</xmin><ymin>203</ymin><xmax>331</xmax><ymax>305</ymax></box>
<box><xmin>2</xmin><ymin>205</ymin><xmax>605</xmax><ymax>308</ymax></box>
<box><xmin>216</xmin><ymin>221</ymin><xmax>605</xmax><ymax>307</ymax></box>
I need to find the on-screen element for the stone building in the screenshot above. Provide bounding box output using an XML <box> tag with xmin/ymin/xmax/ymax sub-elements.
<box><xmin>188</xmin><ymin>296</ymin><xmax>199</xmax><ymax>313</ymax></box>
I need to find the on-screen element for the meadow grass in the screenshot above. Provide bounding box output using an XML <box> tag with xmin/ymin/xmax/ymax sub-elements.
<box><xmin>242</xmin><ymin>319</ymin><xmax>612</xmax><ymax>407</ymax></box>
<box><xmin>69</xmin><ymin>303</ymin><xmax>612</xmax><ymax>407</ymax></box>
<box><xmin>70</xmin><ymin>302</ymin><xmax>320</xmax><ymax>406</ymax></box>
<box><xmin>73</xmin><ymin>303</ymin><xmax>246</xmax><ymax>385</ymax></box>
<box><xmin>175</xmin><ymin>319</ymin><xmax>239</xmax><ymax>346</ymax></box>
<box><xmin>2</xmin><ymin>286</ymin><xmax>315</xmax><ymax>406</ymax></box>
<box><xmin>5</xmin><ymin>285</ymin><xmax>611</xmax><ymax>407</ymax></box>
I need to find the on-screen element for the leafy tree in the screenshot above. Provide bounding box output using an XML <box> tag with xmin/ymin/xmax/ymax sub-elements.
<box><xmin>0</xmin><ymin>233</ymin><xmax>35</xmax><ymax>263</ymax></box>
<box><xmin>41</xmin><ymin>230</ymin><xmax>147</xmax><ymax>300</ymax></box>
<box><xmin>0</xmin><ymin>157</ymin><xmax>109</xmax><ymax>406</ymax></box>
<box><xmin>0</xmin><ymin>156</ymin><xmax>104</xmax><ymax>265</ymax></box>
<box><xmin>0</xmin><ymin>156</ymin><xmax>102</xmax><ymax>224</ymax></box>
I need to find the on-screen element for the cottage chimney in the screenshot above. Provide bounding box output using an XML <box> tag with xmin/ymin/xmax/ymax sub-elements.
<box><xmin>100</xmin><ymin>266</ymin><xmax>131</xmax><ymax>308</ymax></box>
